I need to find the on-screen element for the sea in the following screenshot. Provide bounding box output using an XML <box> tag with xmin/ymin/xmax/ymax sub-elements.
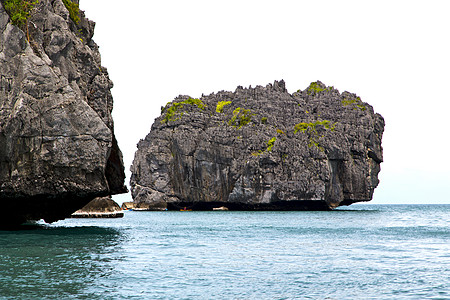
<box><xmin>0</xmin><ymin>204</ymin><xmax>448</xmax><ymax>299</ymax></box>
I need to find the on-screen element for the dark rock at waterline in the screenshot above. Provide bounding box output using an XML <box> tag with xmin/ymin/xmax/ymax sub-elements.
<box><xmin>70</xmin><ymin>196</ymin><xmax>123</xmax><ymax>218</ymax></box>
<box><xmin>130</xmin><ymin>80</ymin><xmax>384</xmax><ymax>210</ymax></box>
<box><xmin>0</xmin><ymin>1</ymin><xmax>127</xmax><ymax>226</ymax></box>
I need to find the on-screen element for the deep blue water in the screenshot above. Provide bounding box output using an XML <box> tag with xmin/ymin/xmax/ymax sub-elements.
<box><xmin>0</xmin><ymin>204</ymin><xmax>449</xmax><ymax>299</ymax></box>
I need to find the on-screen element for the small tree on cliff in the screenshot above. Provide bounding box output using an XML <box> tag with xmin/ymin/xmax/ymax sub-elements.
<box><xmin>3</xmin><ymin>0</ymin><xmax>39</xmax><ymax>42</ymax></box>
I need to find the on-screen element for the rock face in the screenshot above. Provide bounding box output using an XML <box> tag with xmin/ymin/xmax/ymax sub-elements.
<box><xmin>70</xmin><ymin>196</ymin><xmax>123</xmax><ymax>218</ymax></box>
<box><xmin>130</xmin><ymin>80</ymin><xmax>384</xmax><ymax>210</ymax></box>
<box><xmin>121</xmin><ymin>201</ymin><xmax>135</xmax><ymax>210</ymax></box>
<box><xmin>0</xmin><ymin>0</ymin><xmax>127</xmax><ymax>225</ymax></box>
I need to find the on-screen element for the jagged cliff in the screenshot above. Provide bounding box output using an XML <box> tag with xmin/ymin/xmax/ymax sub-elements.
<box><xmin>130</xmin><ymin>80</ymin><xmax>384</xmax><ymax>210</ymax></box>
<box><xmin>0</xmin><ymin>0</ymin><xmax>127</xmax><ymax>225</ymax></box>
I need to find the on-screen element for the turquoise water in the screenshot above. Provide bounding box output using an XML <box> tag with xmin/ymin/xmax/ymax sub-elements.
<box><xmin>0</xmin><ymin>205</ymin><xmax>449</xmax><ymax>299</ymax></box>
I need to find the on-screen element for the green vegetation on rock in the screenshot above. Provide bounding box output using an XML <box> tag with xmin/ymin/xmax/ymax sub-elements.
<box><xmin>342</xmin><ymin>96</ymin><xmax>366</xmax><ymax>111</ymax></box>
<box><xmin>161</xmin><ymin>97</ymin><xmax>205</xmax><ymax>124</ymax></box>
<box><xmin>3</xmin><ymin>0</ymin><xmax>38</xmax><ymax>41</ymax></box>
<box><xmin>228</xmin><ymin>107</ymin><xmax>252</xmax><ymax>129</ymax></box>
<box><xmin>294</xmin><ymin>120</ymin><xmax>336</xmax><ymax>151</ymax></box>
<box><xmin>261</xmin><ymin>117</ymin><xmax>267</xmax><ymax>124</ymax></box>
<box><xmin>252</xmin><ymin>137</ymin><xmax>277</xmax><ymax>156</ymax></box>
<box><xmin>294</xmin><ymin>120</ymin><xmax>335</xmax><ymax>134</ymax></box>
<box><xmin>305</xmin><ymin>81</ymin><xmax>333</xmax><ymax>95</ymax></box>
<box><xmin>216</xmin><ymin>101</ymin><xmax>232</xmax><ymax>113</ymax></box>
<box><xmin>266</xmin><ymin>137</ymin><xmax>276</xmax><ymax>151</ymax></box>
<box><xmin>62</xmin><ymin>0</ymin><xmax>80</xmax><ymax>24</ymax></box>
<box><xmin>276</xmin><ymin>128</ymin><xmax>286</xmax><ymax>135</ymax></box>
<box><xmin>184</xmin><ymin>97</ymin><xmax>205</xmax><ymax>109</ymax></box>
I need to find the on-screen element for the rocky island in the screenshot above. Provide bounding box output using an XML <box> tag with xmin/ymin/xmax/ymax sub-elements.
<box><xmin>0</xmin><ymin>0</ymin><xmax>127</xmax><ymax>226</ymax></box>
<box><xmin>131</xmin><ymin>80</ymin><xmax>384</xmax><ymax>210</ymax></box>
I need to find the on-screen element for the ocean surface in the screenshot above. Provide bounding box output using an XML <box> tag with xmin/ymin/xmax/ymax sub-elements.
<box><xmin>0</xmin><ymin>204</ymin><xmax>448</xmax><ymax>299</ymax></box>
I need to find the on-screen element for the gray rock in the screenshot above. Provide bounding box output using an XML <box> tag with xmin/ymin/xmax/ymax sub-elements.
<box><xmin>130</xmin><ymin>80</ymin><xmax>384</xmax><ymax>210</ymax></box>
<box><xmin>70</xmin><ymin>196</ymin><xmax>123</xmax><ymax>218</ymax></box>
<box><xmin>0</xmin><ymin>0</ymin><xmax>126</xmax><ymax>225</ymax></box>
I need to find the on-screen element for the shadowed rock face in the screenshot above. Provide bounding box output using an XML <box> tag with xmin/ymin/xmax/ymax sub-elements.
<box><xmin>0</xmin><ymin>0</ymin><xmax>127</xmax><ymax>225</ymax></box>
<box><xmin>130</xmin><ymin>80</ymin><xmax>384</xmax><ymax>210</ymax></box>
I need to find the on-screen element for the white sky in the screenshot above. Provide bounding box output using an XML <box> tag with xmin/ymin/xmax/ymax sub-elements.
<box><xmin>80</xmin><ymin>0</ymin><xmax>450</xmax><ymax>204</ymax></box>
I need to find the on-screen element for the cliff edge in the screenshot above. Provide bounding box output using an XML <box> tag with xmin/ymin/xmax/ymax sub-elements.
<box><xmin>0</xmin><ymin>0</ymin><xmax>127</xmax><ymax>225</ymax></box>
<box><xmin>130</xmin><ymin>80</ymin><xmax>384</xmax><ymax>210</ymax></box>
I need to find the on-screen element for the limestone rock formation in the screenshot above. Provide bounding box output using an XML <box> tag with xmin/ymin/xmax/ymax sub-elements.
<box><xmin>0</xmin><ymin>0</ymin><xmax>127</xmax><ymax>225</ymax></box>
<box><xmin>121</xmin><ymin>201</ymin><xmax>135</xmax><ymax>210</ymax></box>
<box><xmin>130</xmin><ymin>80</ymin><xmax>384</xmax><ymax>210</ymax></box>
<box><xmin>70</xmin><ymin>196</ymin><xmax>123</xmax><ymax>218</ymax></box>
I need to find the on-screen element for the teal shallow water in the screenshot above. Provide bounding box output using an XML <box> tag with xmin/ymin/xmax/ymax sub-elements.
<box><xmin>0</xmin><ymin>204</ymin><xmax>449</xmax><ymax>299</ymax></box>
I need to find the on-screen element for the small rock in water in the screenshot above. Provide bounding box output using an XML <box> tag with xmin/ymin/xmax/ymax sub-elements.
<box><xmin>71</xmin><ymin>197</ymin><xmax>124</xmax><ymax>218</ymax></box>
